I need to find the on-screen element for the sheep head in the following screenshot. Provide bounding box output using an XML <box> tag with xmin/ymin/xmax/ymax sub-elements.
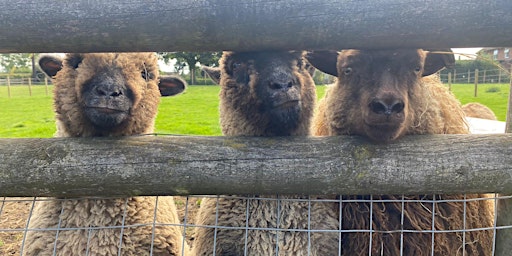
<box><xmin>307</xmin><ymin>49</ymin><xmax>454</xmax><ymax>143</ymax></box>
<box><xmin>203</xmin><ymin>51</ymin><xmax>316</xmax><ymax>136</ymax></box>
<box><xmin>39</xmin><ymin>53</ymin><xmax>186</xmax><ymax>137</ymax></box>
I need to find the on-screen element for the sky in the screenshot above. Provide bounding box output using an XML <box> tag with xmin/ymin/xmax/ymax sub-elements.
<box><xmin>452</xmin><ymin>48</ymin><xmax>482</xmax><ymax>60</ymax></box>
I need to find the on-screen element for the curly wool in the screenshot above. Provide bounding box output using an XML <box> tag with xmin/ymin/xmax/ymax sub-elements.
<box><xmin>311</xmin><ymin>50</ymin><xmax>494</xmax><ymax>255</ymax></box>
<box><xmin>52</xmin><ymin>53</ymin><xmax>162</xmax><ymax>137</ymax></box>
<box><xmin>24</xmin><ymin>53</ymin><xmax>188</xmax><ymax>256</ymax></box>
<box><xmin>462</xmin><ymin>102</ymin><xmax>498</xmax><ymax>120</ymax></box>
<box><xmin>193</xmin><ymin>51</ymin><xmax>340</xmax><ymax>255</ymax></box>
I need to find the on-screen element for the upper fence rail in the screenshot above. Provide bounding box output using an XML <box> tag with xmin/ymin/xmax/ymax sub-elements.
<box><xmin>1</xmin><ymin>0</ymin><xmax>512</xmax><ymax>53</ymax></box>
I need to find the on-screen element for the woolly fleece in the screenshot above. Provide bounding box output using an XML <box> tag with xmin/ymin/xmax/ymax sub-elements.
<box><xmin>24</xmin><ymin>53</ymin><xmax>188</xmax><ymax>256</ymax></box>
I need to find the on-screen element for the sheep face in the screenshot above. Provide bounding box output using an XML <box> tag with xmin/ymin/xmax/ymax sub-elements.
<box><xmin>203</xmin><ymin>51</ymin><xmax>316</xmax><ymax>136</ymax></box>
<box><xmin>307</xmin><ymin>49</ymin><xmax>453</xmax><ymax>142</ymax></box>
<box><xmin>39</xmin><ymin>53</ymin><xmax>186</xmax><ymax>137</ymax></box>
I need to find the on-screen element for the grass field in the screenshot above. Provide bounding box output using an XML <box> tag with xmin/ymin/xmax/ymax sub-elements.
<box><xmin>0</xmin><ymin>83</ymin><xmax>509</xmax><ymax>138</ymax></box>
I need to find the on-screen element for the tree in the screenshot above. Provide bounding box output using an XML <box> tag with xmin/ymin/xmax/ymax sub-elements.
<box><xmin>439</xmin><ymin>53</ymin><xmax>505</xmax><ymax>83</ymax></box>
<box><xmin>159</xmin><ymin>52</ymin><xmax>220</xmax><ymax>84</ymax></box>
<box><xmin>0</xmin><ymin>53</ymin><xmax>32</xmax><ymax>74</ymax></box>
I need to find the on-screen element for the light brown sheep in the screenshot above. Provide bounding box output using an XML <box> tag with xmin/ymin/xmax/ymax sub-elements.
<box><xmin>24</xmin><ymin>53</ymin><xmax>189</xmax><ymax>256</ymax></box>
<box><xmin>193</xmin><ymin>51</ymin><xmax>340</xmax><ymax>255</ymax></box>
<box><xmin>462</xmin><ymin>102</ymin><xmax>498</xmax><ymax>120</ymax></box>
<box><xmin>307</xmin><ymin>49</ymin><xmax>494</xmax><ymax>255</ymax></box>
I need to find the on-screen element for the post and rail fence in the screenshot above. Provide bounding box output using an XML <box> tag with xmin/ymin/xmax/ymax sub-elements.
<box><xmin>1</xmin><ymin>0</ymin><xmax>512</xmax><ymax>255</ymax></box>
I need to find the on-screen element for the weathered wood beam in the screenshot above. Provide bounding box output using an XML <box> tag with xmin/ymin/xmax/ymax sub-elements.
<box><xmin>1</xmin><ymin>0</ymin><xmax>511</xmax><ymax>53</ymax></box>
<box><xmin>0</xmin><ymin>134</ymin><xmax>511</xmax><ymax>197</ymax></box>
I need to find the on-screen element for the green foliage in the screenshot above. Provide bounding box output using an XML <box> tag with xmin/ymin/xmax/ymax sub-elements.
<box><xmin>158</xmin><ymin>52</ymin><xmax>221</xmax><ymax>84</ymax></box>
<box><xmin>312</xmin><ymin>71</ymin><xmax>335</xmax><ymax>85</ymax></box>
<box><xmin>440</xmin><ymin>54</ymin><xmax>509</xmax><ymax>83</ymax></box>
<box><xmin>485</xmin><ymin>86</ymin><xmax>500</xmax><ymax>93</ymax></box>
<box><xmin>0</xmin><ymin>54</ymin><xmax>32</xmax><ymax>73</ymax></box>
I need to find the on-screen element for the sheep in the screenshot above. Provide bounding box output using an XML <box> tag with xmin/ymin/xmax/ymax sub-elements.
<box><xmin>462</xmin><ymin>102</ymin><xmax>498</xmax><ymax>120</ymax></box>
<box><xmin>23</xmin><ymin>53</ymin><xmax>189</xmax><ymax>256</ymax></box>
<box><xmin>306</xmin><ymin>49</ymin><xmax>495</xmax><ymax>255</ymax></box>
<box><xmin>193</xmin><ymin>51</ymin><xmax>340</xmax><ymax>255</ymax></box>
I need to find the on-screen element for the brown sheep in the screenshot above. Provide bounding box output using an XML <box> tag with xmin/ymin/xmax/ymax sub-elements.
<box><xmin>307</xmin><ymin>49</ymin><xmax>494</xmax><ymax>255</ymax></box>
<box><xmin>23</xmin><ymin>53</ymin><xmax>189</xmax><ymax>256</ymax></box>
<box><xmin>462</xmin><ymin>102</ymin><xmax>498</xmax><ymax>120</ymax></box>
<box><xmin>193</xmin><ymin>51</ymin><xmax>340</xmax><ymax>255</ymax></box>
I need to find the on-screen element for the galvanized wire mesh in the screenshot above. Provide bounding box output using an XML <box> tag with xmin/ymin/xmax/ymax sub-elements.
<box><xmin>0</xmin><ymin>194</ymin><xmax>508</xmax><ymax>255</ymax></box>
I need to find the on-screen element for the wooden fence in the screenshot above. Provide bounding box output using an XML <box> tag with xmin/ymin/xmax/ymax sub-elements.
<box><xmin>1</xmin><ymin>0</ymin><xmax>512</xmax><ymax>255</ymax></box>
<box><xmin>1</xmin><ymin>0</ymin><xmax>512</xmax><ymax>53</ymax></box>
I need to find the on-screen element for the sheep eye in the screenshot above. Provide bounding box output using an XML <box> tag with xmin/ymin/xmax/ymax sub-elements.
<box><xmin>297</xmin><ymin>59</ymin><xmax>303</xmax><ymax>69</ymax></box>
<box><xmin>141</xmin><ymin>65</ymin><xmax>154</xmax><ymax>81</ymax></box>
<box><xmin>343</xmin><ymin>67</ymin><xmax>353</xmax><ymax>75</ymax></box>
<box><xmin>414</xmin><ymin>66</ymin><xmax>422</xmax><ymax>73</ymax></box>
<box><xmin>231</xmin><ymin>62</ymin><xmax>242</xmax><ymax>71</ymax></box>
<box><xmin>68</xmin><ymin>54</ymin><xmax>83</xmax><ymax>69</ymax></box>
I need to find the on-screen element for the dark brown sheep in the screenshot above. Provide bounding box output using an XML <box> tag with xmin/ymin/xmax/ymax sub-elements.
<box><xmin>202</xmin><ymin>51</ymin><xmax>317</xmax><ymax>136</ymax></box>
<box><xmin>193</xmin><ymin>51</ymin><xmax>340</xmax><ymax>255</ymax></box>
<box><xmin>307</xmin><ymin>49</ymin><xmax>494</xmax><ymax>255</ymax></box>
<box><xmin>24</xmin><ymin>53</ymin><xmax>189</xmax><ymax>255</ymax></box>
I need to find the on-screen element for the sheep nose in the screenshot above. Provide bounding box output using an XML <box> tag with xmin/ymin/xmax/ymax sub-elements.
<box><xmin>369</xmin><ymin>99</ymin><xmax>404</xmax><ymax>115</ymax></box>
<box><xmin>269</xmin><ymin>81</ymin><xmax>293</xmax><ymax>91</ymax></box>
<box><xmin>94</xmin><ymin>84</ymin><xmax>124</xmax><ymax>97</ymax></box>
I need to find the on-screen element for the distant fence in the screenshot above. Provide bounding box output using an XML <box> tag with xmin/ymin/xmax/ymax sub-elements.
<box><xmin>0</xmin><ymin>76</ymin><xmax>50</xmax><ymax>97</ymax></box>
<box><xmin>440</xmin><ymin>69</ymin><xmax>512</xmax><ymax>84</ymax></box>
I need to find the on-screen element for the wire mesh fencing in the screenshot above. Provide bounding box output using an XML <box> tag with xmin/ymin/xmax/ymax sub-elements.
<box><xmin>0</xmin><ymin>193</ymin><xmax>508</xmax><ymax>255</ymax></box>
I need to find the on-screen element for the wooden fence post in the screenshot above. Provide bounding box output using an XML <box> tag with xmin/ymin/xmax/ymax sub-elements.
<box><xmin>28</xmin><ymin>77</ymin><xmax>32</xmax><ymax>96</ymax></box>
<box><xmin>45</xmin><ymin>77</ymin><xmax>49</xmax><ymax>96</ymax></box>
<box><xmin>7</xmin><ymin>76</ymin><xmax>11</xmax><ymax>98</ymax></box>
<box><xmin>453</xmin><ymin>69</ymin><xmax>457</xmax><ymax>83</ymax></box>
<box><xmin>468</xmin><ymin>69</ymin><xmax>471</xmax><ymax>83</ymax></box>
<box><xmin>495</xmin><ymin>66</ymin><xmax>512</xmax><ymax>256</ymax></box>
<box><xmin>474</xmin><ymin>69</ymin><xmax>479</xmax><ymax>97</ymax></box>
<box><xmin>448</xmin><ymin>72</ymin><xmax>452</xmax><ymax>91</ymax></box>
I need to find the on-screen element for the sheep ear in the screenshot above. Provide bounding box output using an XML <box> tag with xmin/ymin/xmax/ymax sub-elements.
<box><xmin>423</xmin><ymin>49</ymin><xmax>455</xmax><ymax>76</ymax></box>
<box><xmin>39</xmin><ymin>55</ymin><xmax>63</xmax><ymax>77</ymax></box>
<box><xmin>159</xmin><ymin>75</ymin><xmax>187</xmax><ymax>97</ymax></box>
<box><xmin>305</xmin><ymin>51</ymin><xmax>338</xmax><ymax>77</ymax></box>
<box><xmin>202</xmin><ymin>66</ymin><xmax>221</xmax><ymax>84</ymax></box>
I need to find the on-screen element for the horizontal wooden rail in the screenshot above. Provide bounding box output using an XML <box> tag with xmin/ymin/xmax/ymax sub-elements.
<box><xmin>0</xmin><ymin>134</ymin><xmax>511</xmax><ymax>197</ymax></box>
<box><xmin>1</xmin><ymin>0</ymin><xmax>511</xmax><ymax>53</ymax></box>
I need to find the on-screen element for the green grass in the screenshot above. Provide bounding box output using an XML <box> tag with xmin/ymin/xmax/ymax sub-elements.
<box><xmin>0</xmin><ymin>83</ymin><xmax>509</xmax><ymax>138</ymax></box>
<box><xmin>155</xmin><ymin>86</ymin><xmax>221</xmax><ymax>136</ymax></box>
<box><xmin>0</xmin><ymin>86</ymin><xmax>55</xmax><ymax>138</ymax></box>
<box><xmin>448</xmin><ymin>83</ymin><xmax>510</xmax><ymax>121</ymax></box>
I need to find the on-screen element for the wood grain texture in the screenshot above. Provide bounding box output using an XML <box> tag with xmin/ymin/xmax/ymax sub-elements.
<box><xmin>0</xmin><ymin>134</ymin><xmax>510</xmax><ymax>197</ymax></box>
<box><xmin>0</xmin><ymin>0</ymin><xmax>511</xmax><ymax>52</ymax></box>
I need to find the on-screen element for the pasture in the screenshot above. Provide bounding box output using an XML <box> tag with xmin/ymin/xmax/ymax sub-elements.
<box><xmin>0</xmin><ymin>82</ymin><xmax>509</xmax><ymax>138</ymax></box>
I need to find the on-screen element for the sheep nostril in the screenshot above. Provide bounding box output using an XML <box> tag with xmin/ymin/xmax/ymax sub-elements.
<box><xmin>110</xmin><ymin>91</ymin><xmax>122</xmax><ymax>97</ymax></box>
<box><xmin>370</xmin><ymin>100</ymin><xmax>388</xmax><ymax>115</ymax></box>
<box><xmin>391</xmin><ymin>101</ymin><xmax>404</xmax><ymax>113</ymax></box>
<box><xmin>95</xmin><ymin>87</ymin><xmax>107</xmax><ymax>96</ymax></box>
<box><xmin>370</xmin><ymin>99</ymin><xmax>404</xmax><ymax>115</ymax></box>
<box><xmin>95</xmin><ymin>85</ymin><xmax>123</xmax><ymax>97</ymax></box>
<box><xmin>269</xmin><ymin>81</ymin><xmax>293</xmax><ymax>90</ymax></box>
